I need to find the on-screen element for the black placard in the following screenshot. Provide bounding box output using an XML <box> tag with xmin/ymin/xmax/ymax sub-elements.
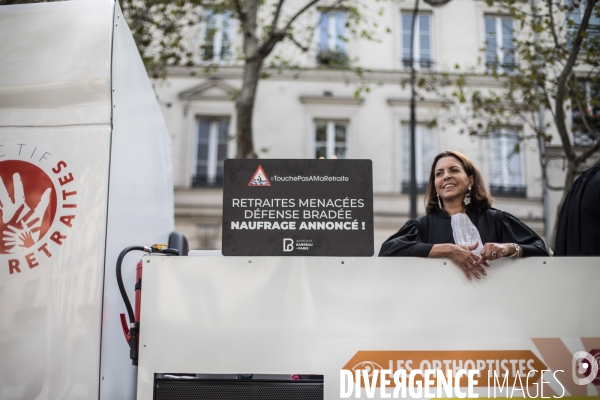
<box><xmin>222</xmin><ymin>159</ymin><xmax>374</xmax><ymax>256</ymax></box>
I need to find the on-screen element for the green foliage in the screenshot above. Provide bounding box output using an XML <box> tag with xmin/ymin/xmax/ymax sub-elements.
<box><xmin>119</xmin><ymin>0</ymin><xmax>211</xmax><ymax>79</ymax></box>
<box><xmin>117</xmin><ymin>0</ymin><xmax>385</xmax><ymax>81</ymax></box>
<box><xmin>118</xmin><ymin>0</ymin><xmax>385</xmax><ymax>159</ymax></box>
<box><xmin>427</xmin><ymin>0</ymin><xmax>600</xmax><ymax>160</ymax></box>
<box><xmin>421</xmin><ymin>0</ymin><xmax>600</xmax><ymax>244</ymax></box>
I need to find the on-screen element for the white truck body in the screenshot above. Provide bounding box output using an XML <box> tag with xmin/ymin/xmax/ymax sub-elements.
<box><xmin>0</xmin><ymin>1</ymin><xmax>174</xmax><ymax>399</ymax></box>
<box><xmin>138</xmin><ymin>255</ymin><xmax>600</xmax><ymax>399</ymax></box>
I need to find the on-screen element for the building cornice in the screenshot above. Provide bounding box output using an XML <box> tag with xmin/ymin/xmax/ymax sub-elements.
<box><xmin>387</xmin><ymin>98</ymin><xmax>449</xmax><ymax>108</ymax></box>
<box><xmin>166</xmin><ymin>66</ymin><xmax>508</xmax><ymax>89</ymax></box>
<box><xmin>300</xmin><ymin>96</ymin><xmax>363</xmax><ymax>106</ymax></box>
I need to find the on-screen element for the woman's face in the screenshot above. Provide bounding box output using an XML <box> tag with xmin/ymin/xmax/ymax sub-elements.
<box><xmin>434</xmin><ymin>156</ymin><xmax>474</xmax><ymax>204</ymax></box>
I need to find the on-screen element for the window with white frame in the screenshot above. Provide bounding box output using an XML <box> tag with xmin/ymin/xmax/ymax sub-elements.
<box><xmin>314</xmin><ymin>120</ymin><xmax>348</xmax><ymax>159</ymax></box>
<box><xmin>401</xmin><ymin>12</ymin><xmax>433</xmax><ymax>70</ymax></box>
<box><xmin>488</xmin><ymin>129</ymin><xmax>526</xmax><ymax>197</ymax></box>
<box><xmin>484</xmin><ymin>16</ymin><xmax>516</xmax><ymax>72</ymax></box>
<box><xmin>317</xmin><ymin>11</ymin><xmax>348</xmax><ymax>66</ymax></box>
<box><xmin>565</xmin><ymin>0</ymin><xmax>600</xmax><ymax>48</ymax></box>
<box><xmin>200</xmin><ymin>10</ymin><xmax>233</xmax><ymax>63</ymax></box>
<box><xmin>192</xmin><ymin>117</ymin><xmax>229</xmax><ymax>187</ymax></box>
<box><xmin>401</xmin><ymin>123</ymin><xmax>437</xmax><ymax>193</ymax></box>
<box><xmin>572</xmin><ymin>80</ymin><xmax>600</xmax><ymax>146</ymax></box>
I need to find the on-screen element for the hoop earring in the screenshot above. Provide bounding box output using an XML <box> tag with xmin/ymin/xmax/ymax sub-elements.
<box><xmin>463</xmin><ymin>186</ymin><xmax>472</xmax><ymax>206</ymax></box>
<box><xmin>437</xmin><ymin>193</ymin><xmax>442</xmax><ymax>209</ymax></box>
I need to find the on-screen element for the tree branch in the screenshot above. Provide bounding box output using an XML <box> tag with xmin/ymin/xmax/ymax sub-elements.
<box><xmin>553</xmin><ymin>0</ymin><xmax>597</xmax><ymax>163</ymax></box>
<box><xmin>545</xmin><ymin>0</ymin><xmax>563</xmax><ymax>51</ymax></box>
<box><xmin>240</xmin><ymin>0</ymin><xmax>260</xmax><ymax>60</ymax></box>
<box><xmin>541</xmin><ymin>89</ymin><xmax>558</xmax><ymax>121</ymax></box>
<box><xmin>259</xmin><ymin>0</ymin><xmax>333</xmax><ymax>59</ymax></box>
<box><xmin>233</xmin><ymin>0</ymin><xmax>246</xmax><ymax>23</ymax></box>
<box><xmin>283</xmin><ymin>0</ymin><xmax>321</xmax><ymax>32</ymax></box>
<box><xmin>271</xmin><ymin>0</ymin><xmax>286</xmax><ymax>34</ymax></box>
<box><xmin>257</xmin><ymin>30</ymin><xmax>287</xmax><ymax>58</ymax></box>
<box><xmin>278</xmin><ymin>0</ymin><xmax>344</xmax><ymax>53</ymax></box>
<box><xmin>287</xmin><ymin>32</ymin><xmax>311</xmax><ymax>51</ymax></box>
<box><xmin>576</xmin><ymin>137</ymin><xmax>600</xmax><ymax>165</ymax></box>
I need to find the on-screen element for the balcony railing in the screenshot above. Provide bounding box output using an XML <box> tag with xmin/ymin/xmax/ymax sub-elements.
<box><xmin>316</xmin><ymin>50</ymin><xmax>349</xmax><ymax>68</ymax></box>
<box><xmin>401</xmin><ymin>181</ymin><xmax>428</xmax><ymax>194</ymax></box>
<box><xmin>489</xmin><ymin>185</ymin><xmax>526</xmax><ymax>198</ymax></box>
<box><xmin>402</xmin><ymin>58</ymin><xmax>434</xmax><ymax>70</ymax></box>
<box><xmin>192</xmin><ymin>175</ymin><xmax>224</xmax><ymax>188</ymax></box>
<box><xmin>200</xmin><ymin>45</ymin><xmax>232</xmax><ymax>62</ymax></box>
<box><xmin>485</xmin><ymin>61</ymin><xmax>518</xmax><ymax>73</ymax></box>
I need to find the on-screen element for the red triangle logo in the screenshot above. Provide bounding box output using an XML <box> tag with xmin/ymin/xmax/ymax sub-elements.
<box><xmin>248</xmin><ymin>165</ymin><xmax>271</xmax><ymax>186</ymax></box>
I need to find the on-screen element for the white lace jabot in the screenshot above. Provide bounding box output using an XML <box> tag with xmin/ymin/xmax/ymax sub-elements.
<box><xmin>450</xmin><ymin>213</ymin><xmax>483</xmax><ymax>256</ymax></box>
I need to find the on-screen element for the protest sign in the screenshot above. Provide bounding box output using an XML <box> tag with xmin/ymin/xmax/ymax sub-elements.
<box><xmin>222</xmin><ymin>159</ymin><xmax>373</xmax><ymax>256</ymax></box>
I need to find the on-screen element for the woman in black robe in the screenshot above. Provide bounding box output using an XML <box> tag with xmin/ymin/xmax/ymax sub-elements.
<box><xmin>379</xmin><ymin>150</ymin><xmax>548</xmax><ymax>279</ymax></box>
<box><xmin>554</xmin><ymin>165</ymin><xmax>600</xmax><ymax>256</ymax></box>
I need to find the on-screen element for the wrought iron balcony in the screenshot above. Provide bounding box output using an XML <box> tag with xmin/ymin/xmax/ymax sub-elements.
<box><xmin>485</xmin><ymin>61</ymin><xmax>518</xmax><ymax>73</ymax></box>
<box><xmin>402</xmin><ymin>58</ymin><xmax>434</xmax><ymax>70</ymax></box>
<box><xmin>191</xmin><ymin>175</ymin><xmax>224</xmax><ymax>188</ymax></box>
<box><xmin>200</xmin><ymin>45</ymin><xmax>232</xmax><ymax>62</ymax></box>
<box><xmin>316</xmin><ymin>50</ymin><xmax>350</xmax><ymax>68</ymax></box>
<box><xmin>489</xmin><ymin>185</ymin><xmax>526</xmax><ymax>198</ymax></box>
<box><xmin>401</xmin><ymin>181</ymin><xmax>428</xmax><ymax>194</ymax></box>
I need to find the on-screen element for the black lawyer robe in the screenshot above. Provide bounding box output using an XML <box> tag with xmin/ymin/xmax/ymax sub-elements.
<box><xmin>554</xmin><ymin>166</ymin><xmax>600</xmax><ymax>256</ymax></box>
<box><xmin>379</xmin><ymin>208</ymin><xmax>548</xmax><ymax>257</ymax></box>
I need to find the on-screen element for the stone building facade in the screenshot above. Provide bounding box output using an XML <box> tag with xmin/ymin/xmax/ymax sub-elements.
<box><xmin>152</xmin><ymin>0</ymin><xmax>587</xmax><ymax>251</ymax></box>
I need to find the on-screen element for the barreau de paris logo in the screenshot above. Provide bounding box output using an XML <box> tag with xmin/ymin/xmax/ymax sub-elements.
<box><xmin>248</xmin><ymin>165</ymin><xmax>271</xmax><ymax>186</ymax></box>
<box><xmin>0</xmin><ymin>143</ymin><xmax>78</xmax><ymax>277</ymax></box>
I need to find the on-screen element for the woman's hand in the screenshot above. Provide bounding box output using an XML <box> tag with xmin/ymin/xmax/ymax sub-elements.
<box><xmin>479</xmin><ymin>243</ymin><xmax>515</xmax><ymax>262</ymax></box>
<box><xmin>450</xmin><ymin>242</ymin><xmax>490</xmax><ymax>280</ymax></box>
<box><xmin>430</xmin><ymin>242</ymin><xmax>488</xmax><ymax>280</ymax></box>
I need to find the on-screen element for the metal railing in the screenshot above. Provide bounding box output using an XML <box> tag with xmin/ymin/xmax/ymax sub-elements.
<box><xmin>402</xmin><ymin>58</ymin><xmax>434</xmax><ymax>70</ymax></box>
<box><xmin>191</xmin><ymin>176</ymin><xmax>224</xmax><ymax>188</ymax></box>
<box><xmin>316</xmin><ymin>49</ymin><xmax>349</xmax><ymax>67</ymax></box>
<box><xmin>485</xmin><ymin>61</ymin><xmax>518</xmax><ymax>73</ymax></box>
<box><xmin>489</xmin><ymin>185</ymin><xmax>527</xmax><ymax>198</ymax></box>
<box><xmin>200</xmin><ymin>45</ymin><xmax>232</xmax><ymax>62</ymax></box>
<box><xmin>401</xmin><ymin>181</ymin><xmax>428</xmax><ymax>194</ymax></box>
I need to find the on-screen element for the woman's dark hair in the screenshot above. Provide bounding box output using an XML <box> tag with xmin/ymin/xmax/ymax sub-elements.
<box><xmin>424</xmin><ymin>150</ymin><xmax>493</xmax><ymax>214</ymax></box>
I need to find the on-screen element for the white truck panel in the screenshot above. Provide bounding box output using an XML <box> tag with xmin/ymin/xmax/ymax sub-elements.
<box><xmin>100</xmin><ymin>4</ymin><xmax>174</xmax><ymax>400</ymax></box>
<box><xmin>0</xmin><ymin>1</ymin><xmax>175</xmax><ymax>399</ymax></box>
<box><xmin>0</xmin><ymin>128</ymin><xmax>111</xmax><ymax>400</ymax></box>
<box><xmin>99</xmin><ymin>2</ymin><xmax>175</xmax><ymax>400</ymax></box>
<box><xmin>0</xmin><ymin>0</ymin><xmax>112</xmax><ymax>127</ymax></box>
<box><xmin>137</xmin><ymin>256</ymin><xmax>600</xmax><ymax>399</ymax></box>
